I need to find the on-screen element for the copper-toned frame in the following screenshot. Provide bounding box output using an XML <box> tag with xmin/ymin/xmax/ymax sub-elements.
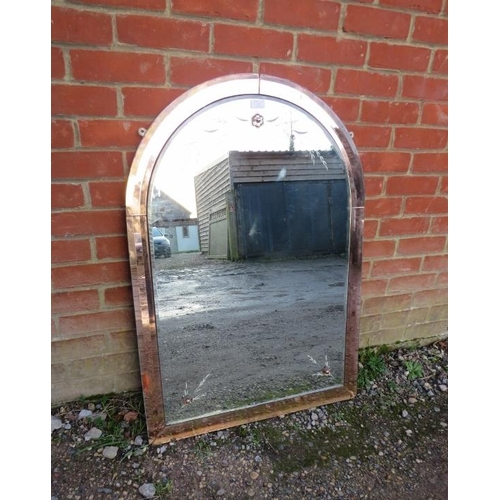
<box><xmin>125</xmin><ymin>74</ymin><xmax>365</xmax><ymax>444</ymax></box>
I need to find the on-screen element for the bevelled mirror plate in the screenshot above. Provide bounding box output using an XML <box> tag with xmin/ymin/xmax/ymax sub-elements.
<box><xmin>126</xmin><ymin>74</ymin><xmax>364</xmax><ymax>444</ymax></box>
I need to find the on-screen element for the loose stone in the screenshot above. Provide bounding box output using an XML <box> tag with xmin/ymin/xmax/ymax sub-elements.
<box><xmin>52</xmin><ymin>416</ymin><xmax>63</xmax><ymax>432</ymax></box>
<box><xmin>250</xmin><ymin>471</ymin><xmax>259</xmax><ymax>480</ymax></box>
<box><xmin>138</xmin><ymin>483</ymin><xmax>156</xmax><ymax>499</ymax></box>
<box><xmin>78</xmin><ymin>409</ymin><xmax>93</xmax><ymax>419</ymax></box>
<box><xmin>102</xmin><ymin>446</ymin><xmax>119</xmax><ymax>459</ymax></box>
<box><xmin>84</xmin><ymin>427</ymin><xmax>103</xmax><ymax>441</ymax></box>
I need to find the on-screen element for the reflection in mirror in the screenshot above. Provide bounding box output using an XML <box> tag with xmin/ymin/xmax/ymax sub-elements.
<box><xmin>149</xmin><ymin>96</ymin><xmax>350</xmax><ymax>424</ymax></box>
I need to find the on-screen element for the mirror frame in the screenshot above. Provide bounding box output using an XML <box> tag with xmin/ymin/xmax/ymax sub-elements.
<box><xmin>126</xmin><ymin>74</ymin><xmax>365</xmax><ymax>444</ymax></box>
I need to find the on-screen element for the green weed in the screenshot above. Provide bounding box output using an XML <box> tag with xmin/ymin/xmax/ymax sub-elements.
<box><xmin>404</xmin><ymin>360</ymin><xmax>424</xmax><ymax>380</ymax></box>
<box><xmin>357</xmin><ymin>348</ymin><xmax>386</xmax><ymax>389</ymax></box>
<box><xmin>155</xmin><ymin>479</ymin><xmax>174</xmax><ymax>498</ymax></box>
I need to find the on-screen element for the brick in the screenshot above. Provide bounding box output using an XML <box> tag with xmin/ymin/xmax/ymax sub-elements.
<box><xmin>52</xmin><ymin>120</ymin><xmax>74</xmax><ymax>148</ymax></box>
<box><xmin>347</xmin><ymin>124</ymin><xmax>391</xmax><ymax>148</ymax></box>
<box><xmin>214</xmin><ymin>24</ymin><xmax>293</xmax><ymax>59</ymax></box>
<box><xmin>125</xmin><ymin>151</ymin><xmax>136</xmax><ymax>170</ymax></box>
<box><xmin>422</xmin><ymin>103</ymin><xmax>448</xmax><ymax>126</ymax></box>
<box><xmin>78</xmin><ymin>119</ymin><xmax>150</xmax><ymax>147</ymax></box>
<box><xmin>123</xmin><ymin>87</ymin><xmax>185</xmax><ymax>117</ymax></box>
<box><xmin>432</xmin><ymin>50</ymin><xmax>448</xmax><ymax>74</ymax></box>
<box><xmin>108</xmin><ymin>330</ymin><xmax>139</xmax><ymax>354</ymax></box>
<box><xmin>52</xmin><ymin>183</ymin><xmax>85</xmax><ymax>209</ymax></box>
<box><xmin>428</xmin><ymin>304</ymin><xmax>447</xmax><ymax>321</ymax></box>
<box><xmin>170</xmin><ymin>57</ymin><xmax>253</xmax><ymax>86</ymax></box>
<box><xmin>369</xmin><ymin>42</ymin><xmax>431</xmax><ymax>72</ymax></box>
<box><xmin>104</xmin><ymin>286</ymin><xmax>134</xmax><ymax>307</ymax></box>
<box><xmin>402</xmin><ymin>75</ymin><xmax>448</xmax><ymax>101</ymax></box>
<box><xmin>52</xmin><ymin>290</ymin><xmax>100</xmax><ymax>315</ymax></box>
<box><xmin>359</xmin><ymin>328</ymin><xmax>405</xmax><ymax>348</ymax></box>
<box><xmin>52</xmin><ymin>335</ymin><xmax>107</xmax><ymax>363</ymax></box>
<box><xmin>405</xmin><ymin>320</ymin><xmax>447</xmax><ymax>341</ymax></box>
<box><xmin>382</xmin><ymin>310</ymin><xmax>410</xmax><ymax>329</ymax></box>
<box><xmin>112</xmin><ymin>370</ymin><xmax>141</xmax><ymax>393</ymax></box>
<box><xmin>388</xmin><ymin>273</ymin><xmax>435</xmax><ymax>292</ymax></box>
<box><xmin>265</xmin><ymin>0</ymin><xmax>340</xmax><ymax>30</ymax></box>
<box><xmin>68</xmin><ymin>0</ymin><xmax>165</xmax><ymax>9</ymax></box>
<box><xmin>51</xmin><ymin>363</ymin><xmax>66</xmax><ymax>381</ymax></box>
<box><xmin>372</xmin><ymin>257</ymin><xmax>421</xmax><ymax>277</ymax></box>
<box><xmin>335</xmin><ymin>69</ymin><xmax>398</xmax><ymax>98</ymax></box>
<box><xmin>117</xmin><ymin>15</ymin><xmax>208</xmax><ymax>51</ymax></box>
<box><xmin>440</xmin><ymin>176</ymin><xmax>447</xmax><ymax>194</ymax></box>
<box><xmin>52</xmin><ymin>262</ymin><xmax>130</xmax><ymax>289</ymax></box>
<box><xmin>365</xmin><ymin>197</ymin><xmax>403</xmax><ymax>217</ymax></box>
<box><xmin>386</xmin><ymin>176</ymin><xmax>439</xmax><ymax>195</ymax></box>
<box><xmin>96</xmin><ymin>236</ymin><xmax>130</xmax><ymax>260</ymax></box>
<box><xmin>436</xmin><ymin>271</ymin><xmax>447</xmax><ymax>287</ymax></box>
<box><xmin>412</xmin><ymin>153</ymin><xmax>447</xmax><ymax>173</ymax></box>
<box><xmin>413</xmin><ymin>16</ymin><xmax>448</xmax><ymax>45</ymax></box>
<box><xmin>172</xmin><ymin>0</ymin><xmax>258</xmax><ymax>21</ymax></box>
<box><xmin>344</xmin><ymin>5</ymin><xmax>411</xmax><ymax>39</ymax></box>
<box><xmin>360</xmin><ymin>314</ymin><xmax>382</xmax><ymax>334</ymax></box>
<box><xmin>71</xmin><ymin>50</ymin><xmax>165</xmax><ymax>84</ymax></box>
<box><xmin>89</xmin><ymin>180</ymin><xmax>127</xmax><ymax>208</ymax></box>
<box><xmin>297</xmin><ymin>35</ymin><xmax>367</xmax><ymax>66</ymax></box>
<box><xmin>362</xmin><ymin>261</ymin><xmax>371</xmax><ymax>279</ymax></box>
<box><xmin>51</xmin><ymin>210</ymin><xmax>126</xmax><ymax>237</ymax></box>
<box><xmin>363</xmin><ymin>240</ymin><xmax>396</xmax><ymax>258</ymax></box>
<box><xmin>364</xmin><ymin>176</ymin><xmax>384</xmax><ymax>197</ymax></box>
<box><xmin>364</xmin><ymin>219</ymin><xmax>379</xmax><ymax>239</ymax></box>
<box><xmin>52</xmin><ymin>239</ymin><xmax>92</xmax><ymax>263</ymax></box>
<box><xmin>362</xmin><ymin>293</ymin><xmax>412</xmax><ymax>314</ymax></box>
<box><xmin>52</xmin><ymin>374</ymin><xmax>110</xmax><ymax>405</ymax></box>
<box><xmin>51</xmin><ymin>6</ymin><xmax>112</xmax><ymax>45</ymax></box>
<box><xmin>52</xmin><ymin>85</ymin><xmax>117</xmax><ymax>117</ymax></box>
<box><xmin>397</xmin><ymin>236</ymin><xmax>446</xmax><ymax>255</ymax></box>
<box><xmin>430</xmin><ymin>216</ymin><xmax>447</xmax><ymax>234</ymax></box>
<box><xmin>58</xmin><ymin>350</ymin><xmax>137</xmax><ymax>376</ymax></box>
<box><xmin>407</xmin><ymin>307</ymin><xmax>429</xmax><ymax>324</ymax></box>
<box><xmin>360</xmin><ymin>279</ymin><xmax>388</xmax><ymax>296</ymax></box>
<box><xmin>321</xmin><ymin>97</ymin><xmax>360</xmax><ymax>123</ymax></box>
<box><xmin>379</xmin><ymin>216</ymin><xmax>430</xmax><ymax>236</ymax></box>
<box><xmin>423</xmin><ymin>254</ymin><xmax>448</xmax><ymax>271</ymax></box>
<box><xmin>259</xmin><ymin>63</ymin><xmax>331</xmax><ymax>94</ymax></box>
<box><xmin>361</xmin><ymin>101</ymin><xmax>419</xmax><ymax>125</ymax></box>
<box><xmin>52</xmin><ymin>47</ymin><xmax>65</xmax><ymax>79</ymax></box>
<box><xmin>394</xmin><ymin>127</ymin><xmax>448</xmax><ymax>149</ymax></box>
<box><xmin>52</xmin><ymin>152</ymin><xmax>124</xmax><ymax>179</ymax></box>
<box><xmin>404</xmin><ymin>196</ymin><xmax>447</xmax><ymax>214</ymax></box>
<box><xmin>380</xmin><ymin>0</ymin><xmax>443</xmax><ymax>14</ymax></box>
<box><xmin>360</xmin><ymin>152</ymin><xmax>410</xmax><ymax>173</ymax></box>
<box><xmin>413</xmin><ymin>288</ymin><xmax>447</xmax><ymax>306</ymax></box>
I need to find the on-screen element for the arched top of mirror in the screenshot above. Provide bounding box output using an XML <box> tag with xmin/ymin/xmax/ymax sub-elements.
<box><xmin>126</xmin><ymin>74</ymin><xmax>364</xmax><ymax>217</ymax></box>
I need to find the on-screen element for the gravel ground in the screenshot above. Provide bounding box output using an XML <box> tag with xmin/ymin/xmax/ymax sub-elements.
<box><xmin>51</xmin><ymin>339</ymin><xmax>448</xmax><ymax>500</ymax></box>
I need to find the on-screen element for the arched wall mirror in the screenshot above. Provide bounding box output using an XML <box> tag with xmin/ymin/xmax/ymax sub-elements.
<box><xmin>126</xmin><ymin>74</ymin><xmax>365</xmax><ymax>444</ymax></box>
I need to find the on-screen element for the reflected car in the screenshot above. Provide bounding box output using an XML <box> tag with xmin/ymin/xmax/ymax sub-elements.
<box><xmin>152</xmin><ymin>227</ymin><xmax>171</xmax><ymax>258</ymax></box>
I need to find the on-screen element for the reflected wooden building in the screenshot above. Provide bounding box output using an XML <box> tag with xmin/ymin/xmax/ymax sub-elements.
<box><xmin>194</xmin><ymin>150</ymin><xmax>349</xmax><ymax>260</ymax></box>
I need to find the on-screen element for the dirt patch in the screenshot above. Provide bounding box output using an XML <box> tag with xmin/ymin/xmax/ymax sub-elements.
<box><xmin>51</xmin><ymin>340</ymin><xmax>448</xmax><ymax>499</ymax></box>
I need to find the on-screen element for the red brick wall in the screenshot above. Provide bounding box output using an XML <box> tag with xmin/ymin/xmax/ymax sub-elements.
<box><xmin>51</xmin><ymin>0</ymin><xmax>448</xmax><ymax>403</ymax></box>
